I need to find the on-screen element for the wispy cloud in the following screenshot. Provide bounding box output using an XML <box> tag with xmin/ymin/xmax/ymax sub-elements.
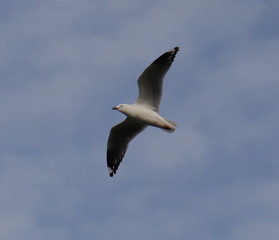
<box><xmin>0</xmin><ymin>0</ymin><xmax>278</xmax><ymax>239</ymax></box>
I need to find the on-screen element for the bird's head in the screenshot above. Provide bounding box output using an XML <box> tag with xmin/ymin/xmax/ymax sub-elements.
<box><xmin>112</xmin><ymin>104</ymin><xmax>126</xmax><ymax>112</ymax></box>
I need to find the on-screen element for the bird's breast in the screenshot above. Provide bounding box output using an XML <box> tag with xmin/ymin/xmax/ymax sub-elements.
<box><xmin>127</xmin><ymin>107</ymin><xmax>165</xmax><ymax>127</ymax></box>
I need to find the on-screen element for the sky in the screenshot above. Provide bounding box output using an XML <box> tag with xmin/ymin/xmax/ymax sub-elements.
<box><xmin>1</xmin><ymin>0</ymin><xmax>279</xmax><ymax>239</ymax></box>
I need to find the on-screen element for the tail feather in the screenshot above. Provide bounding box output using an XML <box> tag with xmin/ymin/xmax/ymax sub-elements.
<box><xmin>161</xmin><ymin>119</ymin><xmax>177</xmax><ymax>133</ymax></box>
<box><xmin>165</xmin><ymin>119</ymin><xmax>177</xmax><ymax>127</ymax></box>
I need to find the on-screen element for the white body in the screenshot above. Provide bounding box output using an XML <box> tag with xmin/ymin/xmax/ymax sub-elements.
<box><xmin>116</xmin><ymin>104</ymin><xmax>176</xmax><ymax>132</ymax></box>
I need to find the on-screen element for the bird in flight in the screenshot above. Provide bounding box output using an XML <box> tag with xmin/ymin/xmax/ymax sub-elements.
<box><xmin>107</xmin><ymin>46</ymin><xmax>179</xmax><ymax>177</ymax></box>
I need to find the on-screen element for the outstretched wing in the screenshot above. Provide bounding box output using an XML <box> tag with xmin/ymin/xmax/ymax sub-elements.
<box><xmin>107</xmin><ymin>118</ymin><xmax>146</xmax><ymax>177</ymax></box>
<box><xmin>136</xmin><ymin>47</ymin><xmax>179</xmax><ymax>111</ymax></box>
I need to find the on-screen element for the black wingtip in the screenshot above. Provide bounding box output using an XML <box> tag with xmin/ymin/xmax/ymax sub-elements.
<box><xmin>172</xmin><ymin>47</ymin><xmax>179</xmax><ymax>56</ymax></box>
<box><xmin>108</xmin><ymin>166</ymin><xmax>115</xmax><ymax>177</ymax></box>
<box><xmin>108</xmin><ymin>167</ymin><xmax>117</xmax><ymax>177</ymax></box>
<box><xmin>169</xmin><ymin>46</ymin><xmax>179</xmax><ymax>53</ymax></box>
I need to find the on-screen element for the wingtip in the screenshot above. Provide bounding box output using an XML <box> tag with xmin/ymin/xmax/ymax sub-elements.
<box><xmin>108</xmin><ymin>167</ymin><xmax>114</xmax><ymax>177</ymax></box>
<box><xmin>168</xmin><ymin>46</ymin><xmax>179</xmax><ymax>53</ymax></box>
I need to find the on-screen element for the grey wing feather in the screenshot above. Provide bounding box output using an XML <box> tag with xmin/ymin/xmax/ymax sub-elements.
<box><xmin>136</xmin><ymin>46</ymin><xmax>179</xmax><ymax>111</ymax></box>
<box><xmin>107</xmin><ymin>118</ymin><xmax>146</xmax><ymax>177</ymax></box>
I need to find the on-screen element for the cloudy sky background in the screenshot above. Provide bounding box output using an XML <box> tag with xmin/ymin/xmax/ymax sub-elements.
<box><xmin>1</xmin><ymin>0</ymin><xmax>279</xmax><ymax>239</ymax></box>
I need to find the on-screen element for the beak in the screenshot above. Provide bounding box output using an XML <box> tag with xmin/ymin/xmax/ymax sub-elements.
<box><xmin>112</xmin><ymin>106</ymin><xmax>118</xmax><ymax>110</ymax></box>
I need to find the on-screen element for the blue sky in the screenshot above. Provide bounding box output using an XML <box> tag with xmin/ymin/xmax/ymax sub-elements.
<box><xmin>1</xmin><ymin>0</ymin><xmax>279</xmax><ymax>239</ymax></box>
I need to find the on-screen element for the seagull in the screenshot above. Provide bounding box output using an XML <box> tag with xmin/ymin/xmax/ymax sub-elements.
<box><xmin>107</xmin><ymin>46</ymin><xmax>179</xmax><ymax>177</ymax></box>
